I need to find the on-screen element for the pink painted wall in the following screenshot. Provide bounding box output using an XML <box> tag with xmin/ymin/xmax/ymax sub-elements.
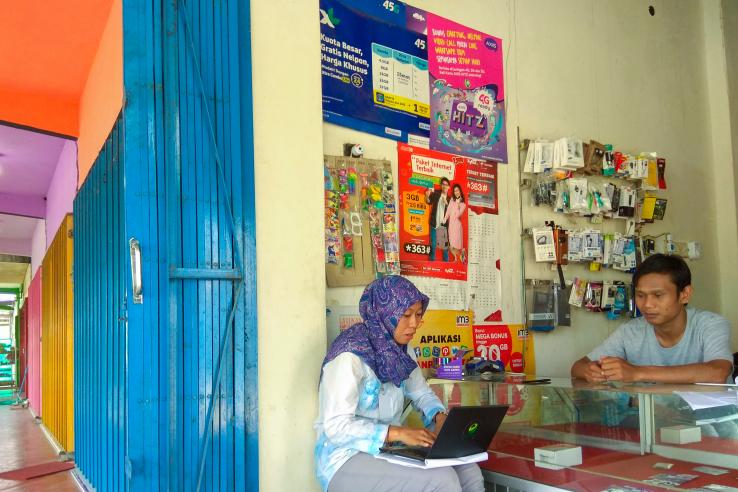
<box><xmin>77</xmin><ymin>0</ymin><xmax>122</xmax><ymax>187</ymax></box>
<box><xmin>27</xmin><ymin>269</ymin><xmax>42</xmax><ymax>415</ymax></box>
<box><xmin>0</xmin><ymin>192</ymin><xmax>45</xmax><ymax>218</ymax></box>
<box><xmin>0</xmin><ymin>239</ymin><xmax>31</xmax><ymax>256</ymax></box>
<box><xmin>45</xmin><ymin>139</ymin><xmax>78</xmax><ymax>246</ymax></box>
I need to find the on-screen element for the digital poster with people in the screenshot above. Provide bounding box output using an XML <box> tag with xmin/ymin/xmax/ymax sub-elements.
<box><xmin>398</xmin><ymin>143</ymin><xmax>470</xmax><ymax>280</ymax></box>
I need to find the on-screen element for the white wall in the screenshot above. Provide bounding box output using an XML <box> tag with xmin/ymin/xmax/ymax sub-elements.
<box><xmin>29</xmin><ymin>219</ymin><xmax>46</xmax><ymax>278</ymax></box>
<box><xmin>251</xmin><ymin>1</ymin><xmax>326</xmax><ymax>491</ymax></box>
<box><xmin>515</xmin><ymin>0</ymin><xmax>737</xmax><ymax>371</ymax></box>
<box><xmin>254</xmin><ymin>1</ymin><xmax>738</xmax><ymax>490</ymax></box>
<box><xmin>718</xmin><ymin>0</ymin><xmax>738</xmax><ymax>339</ymax></box>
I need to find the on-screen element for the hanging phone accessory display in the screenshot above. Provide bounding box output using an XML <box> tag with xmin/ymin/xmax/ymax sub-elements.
<box><xmin>554</xmin><ymin>283</ymin><xmax>571</xmax><ymax>326</ymax></box>
<box><xmin>526</xmin><ymin>280</ymin><xmax>556</xmax><ymax>332</ymax></box>
<box><xmin>581</xmin><ymin>230</ymin><xmax>603</xmax><ymax>261</ymax></box>
<box><xmin>368</xmin><ymin>207</ymin><xmax>386</xmax><ymax>273</ymax></box>
<box><xmin>339</xmin><ymin>209</ymin><xmax>354</xmax><ymax>269</ymax></box>
<box><xmin>584</xmin><ymin>281</ymin><xmax>604</xmax><ymax>312</ymax></box>
<box><xmin>569</xmin><ymin>277</ymin><xmax>587</xmax><ymax>307</ymax></box>
<box><xmin>656</xmin><ymin>158</ymin><xmax>667</xmax><ymax>189</ymax></box>
<box><xmin>652</xmin><ymin>198</ymin><xmax>668</xmax><ymax>220</ymax></box>
<box><xmin>617</xmin><ymin>186</ymin><xmax>637</xmax><ymax>218</ymax></box>
<box><xmin>337</xmin><ymin>165</ymin><xmax>354</xmax><ymax>269</ymax></box>
<box><xmin>531</xmin><ymin>174</ymin><xmax>557</xmax><ymax>207</ymax></box>
<box><xmin>568</xmin><ymin>178</ymin><xmax>588</xmax><ymax>212</ymax></box>
<box><xmin>602</xmin><ymin>281</ymin><xmax>628</xmax><ymax>320</ymax></box>
<box><xmin>349</xmin><ymin>211</ymin><xmax>363</xmax><ymax>236</ymax></box>
<box><xmin>602</xmin><ymin>144</ymin><xmax>615</xmax><ymax>176</ymax></box>
<box><xmin>380</xmin><ymin>170</ymin><xmax>401</xmax><ymax>274</ymax></box>
<box><xmin>325</xmin><ymin>156</ymin><xmax>398</xmax><ymax>286</ymax></box>
<box><xmin>324</xmin><ymin>163</ymin><xmax>342</xmax><ymax>264</ymax></box>
<box><xmin>582</xmin><ymin>140</ymin><xmax>606</xmax><ymax>175</ymax></box>
<box><xmin>532</xmin><ymin>227</ymin><xmax>556</xmax><ymax>262</ymax></box>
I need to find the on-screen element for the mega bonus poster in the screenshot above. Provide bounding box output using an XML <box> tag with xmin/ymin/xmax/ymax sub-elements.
<box><xmin>320</xmin><ymin>0</ymin><xmax>507</xmax><ymax>162</ymax></box>
<box><xmin>472</xmin><ymin>324</ymin><xmax>535</xmax><ymax>375</ymax></box>
<box><xmin>398</xmin><ymin>143</ymin><xmax>468</xmax><ymax>280</ymax></box>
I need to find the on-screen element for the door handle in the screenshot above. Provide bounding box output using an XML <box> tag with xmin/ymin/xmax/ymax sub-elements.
<box><xmin>129</xmin><ymin>238</ymin><xmax>143</xmax><ymax>304</ymax></box>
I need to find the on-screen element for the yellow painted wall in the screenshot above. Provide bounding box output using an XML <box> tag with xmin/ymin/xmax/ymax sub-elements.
<box><xmin>251</xmin><ymin>0</ymin><xmax>326</xmax><ymax>490</ymax></box>
<box><xmin>711</xmin><ymin>0</ymin><xmax>738</xmax><ymax>340</ymax></box>
<box><xmin>41</xmin><ymin>214</ymin><xmax>74</xmax><ymax>451</ymax></box>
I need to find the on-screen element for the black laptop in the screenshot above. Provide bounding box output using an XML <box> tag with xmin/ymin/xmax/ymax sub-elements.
<box><xmin>380</xmin><ymin>405</ymin><xmax>509</xmax><ymax>461</ymax></box>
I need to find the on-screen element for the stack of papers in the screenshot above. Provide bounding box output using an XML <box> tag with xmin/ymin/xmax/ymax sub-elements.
<box><xmin>375</xmin><ymin>452</ymin><xmax>488</xmax><ymax>469</ymax></box>
<box><xmin>674</xmin><ymin>391</ymin><xmax>738</xmax><ymax>410</ymax></box>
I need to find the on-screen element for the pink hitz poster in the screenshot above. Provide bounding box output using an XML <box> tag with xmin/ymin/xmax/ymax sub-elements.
<box><xmin>427</xmin><ymin>13</ymin><xmax>507</xmax><ymax>163</ymax></box>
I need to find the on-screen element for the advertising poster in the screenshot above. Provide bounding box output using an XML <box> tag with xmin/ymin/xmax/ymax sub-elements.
<box><xmin>466</xmin><ymin>158</ymin><xmax>501</xmax><ymax>320</ymax></box>
<box><xmin>320</xmin><ymin>0</ymin><xmax>430</xmax><ymax>141</ymax></box>
<box><xmin>398</xmin><ymin>143</ymin><xmax>468</xmax><ymax>280</ymax></box>
<box><xmin>467</xmin><ymin>160</ymin><xmax>498</xmax><ymax>215</ymax></box>
<box><xmin>427</xmin><ymin>14</ymin><xmax>507</xmax><ymax>162</ymax></box>
<box><xmin>320</xmin><ymin>0</ymin><xmax>507</xmax><ymax>162</ymax></box>
<box><xmin>410</xmin><ymin>310</ymin><xmax>474</xmax><ymax>375</ymax></box>
<box><xmin>472</xmin><ymin>324</ymin><xmax>535</xmax><ymax>374</ymax></box>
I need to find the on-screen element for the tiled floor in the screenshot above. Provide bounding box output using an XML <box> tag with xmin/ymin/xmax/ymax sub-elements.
<box><xmin>0</xmin><ymin>405</ymin><xmax>82</xmax><ymax>491</ymax></box>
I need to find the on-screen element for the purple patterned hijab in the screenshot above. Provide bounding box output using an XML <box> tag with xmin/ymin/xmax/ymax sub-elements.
<box><xmin>323</xmin><ymin>276</ymin><xmax>429</xmax><ymax>387</ymax></box>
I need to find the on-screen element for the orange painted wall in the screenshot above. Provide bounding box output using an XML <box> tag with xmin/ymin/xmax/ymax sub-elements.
<box><xmin>77</xmin><ymin>0</ymin><xmax>123</xmax><ymax>187</ymax></box>
<box><xmin>0</xmin><ymin>92</ymin><xmax>78</xmax><ymax>137</ymax></box>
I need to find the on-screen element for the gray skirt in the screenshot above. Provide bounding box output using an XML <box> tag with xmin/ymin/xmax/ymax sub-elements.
<box><xmin>328</xmin><ymin>452</ymin><xmax>486</xmax><ymax>492</ymax></box>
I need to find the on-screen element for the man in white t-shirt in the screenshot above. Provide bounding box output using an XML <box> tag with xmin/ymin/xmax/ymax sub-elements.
<box><xmin>571</xmin><ymin>254</ymin><xmax>734</xmax><ymax>384</ymax></box>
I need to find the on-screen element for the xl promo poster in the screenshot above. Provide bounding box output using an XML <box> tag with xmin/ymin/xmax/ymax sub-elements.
<box><xmin>398</xmin><ymin>143</ymin><xmax>468</xmax><ymax>280</ymax></box>
<box><xmin>319</xmin><ymin>0</ymin><xmax>507</xmax><ymax>162</ymax></box>
<box><xmin>320</xmin><ymin>0</ymin><xmax>429</xmax><ymax>141</ymax></box>
<box><xmin>472</xmin><ymin>324</ymin><xmax>535</xmax><ymax>374</ymax></box>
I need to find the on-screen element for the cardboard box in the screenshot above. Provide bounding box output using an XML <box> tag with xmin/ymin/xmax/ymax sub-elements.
<box><xmin>660</xmin><ymin>425</ymin><xmax>702</xmax><ymax>445</ymax></box>
<box><xmin>534</xmin><ymin>444</ymin><xmax>582</xmax><ymax>470</ymax></box>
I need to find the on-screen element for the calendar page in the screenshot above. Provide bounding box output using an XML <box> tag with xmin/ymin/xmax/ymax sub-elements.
<box><xmin>467</xmin><ymin>211</ymin><xmax>502</xmax><ymax>321</ymax></box>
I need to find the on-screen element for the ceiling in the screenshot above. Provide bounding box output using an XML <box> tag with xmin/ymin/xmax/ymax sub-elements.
<box><xmin>0</xmin><ymin>1</ymin><xmax>111</xmax><ymax>288</ymax></box>
<box><xmin>0</xmin><ymin>214</ymin><xmax>41</xmax><ymax>240</ymax></box>
<box><xmin>0</xmin><ymin>124</ymin><xmax>69</xmax><ymax>195</ymax></box>
<box><xmin>0</xmin><ymin>214</ymin><xmax>42</xmax><ymax>258</ymax></box>
<box><xmin>0</xmin><ymin>0</ymin><xmax>115</xmax><ymax>100</ymax></box>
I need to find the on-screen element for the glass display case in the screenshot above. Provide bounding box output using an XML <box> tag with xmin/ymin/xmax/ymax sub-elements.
<box><xmin>419</xmin><ymin>376</ymin><xmax>738</xmax><ymax>492</ymax></box>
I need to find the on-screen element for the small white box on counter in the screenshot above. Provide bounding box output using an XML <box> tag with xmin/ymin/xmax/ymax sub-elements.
<box><xmin>534</xmin><ymin>444</ymin><xmax>582</xmax><ymax>470</ymax></box>
<box><xmin>660</xmin><ymin>425</ymin><xmax>701</xmax><ymax>444</ymax></box>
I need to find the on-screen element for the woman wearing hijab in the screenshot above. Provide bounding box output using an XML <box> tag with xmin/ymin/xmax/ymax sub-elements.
<box><xmin>314</xmin><ymin>276</ymin><xmax>485</xmax><ymax>492</ymax></box>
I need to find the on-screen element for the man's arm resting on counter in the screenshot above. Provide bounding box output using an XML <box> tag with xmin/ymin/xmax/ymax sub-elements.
<box><xmin>570</xmin><ymin>357</ymin><xmax>606</xmax><ymax>382</ymax></box>
<box><xmin>600</xmin><ymin>357</ymin><xmax>733</xmax><ymax>384</ymax></box>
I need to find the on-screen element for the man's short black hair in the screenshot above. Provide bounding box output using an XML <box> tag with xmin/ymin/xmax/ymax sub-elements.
<box><xmin>633</xmin><ymin>254</ymin><xmax>691</xmax><ymax>293</ymax></box>
<box><xmin>440</xmin><ymin>177</ymin><xmax>450</xmax><ymax>185</ymax></box>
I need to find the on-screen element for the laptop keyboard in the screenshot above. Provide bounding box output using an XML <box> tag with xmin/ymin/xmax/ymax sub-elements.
<box><xmin>383</xmin><ymin>446</ymin><xmax>430</xmax><ymax>460</ymax></box>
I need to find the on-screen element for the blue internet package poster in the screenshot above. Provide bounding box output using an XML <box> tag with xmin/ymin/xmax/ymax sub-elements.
<box><xmin>320</xmin><ymin>0</ymin><xmax>431</xmax><ymax>141</ymax></box>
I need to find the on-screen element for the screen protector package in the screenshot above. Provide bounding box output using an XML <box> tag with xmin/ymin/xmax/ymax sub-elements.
<box><xmin>527</xmin><ymin>281</ymin><xmax>555</xmax><ymax>332</ymax></box>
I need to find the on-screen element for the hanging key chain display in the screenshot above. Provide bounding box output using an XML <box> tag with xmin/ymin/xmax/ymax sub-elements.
<box><xmin>325</xmin><ymin>155</ymin><xmax>399</xmax><ymax>287</ymax></box>
<box><xmin>324</xmin><ymin>165</ymin><xmax>342</xmax><ymax>265</ymax></box>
